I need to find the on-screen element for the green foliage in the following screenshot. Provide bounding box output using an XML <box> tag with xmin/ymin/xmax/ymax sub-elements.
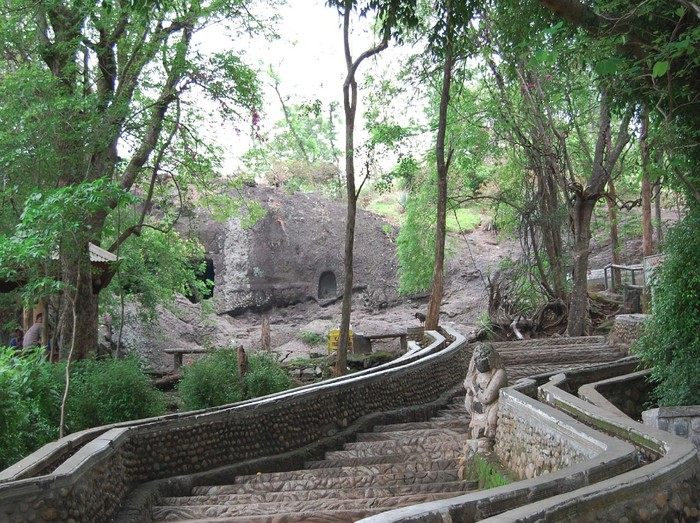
<box><xmin>300</xmin><ymin>331</ymin><xmax>326</xmax><ymax>346</ymax></box>
<box><xmin>468</xmin><ymin>454</ymin><xmax>511</xmax><ymax>489</ymax></box>
<box><xmin>178</xmin><ymin>348</ymin><xmax>293</xmax><ymax>411</ymax></box>
<box><xmin>244</xmin><ymin>352</ymin><xmax>293</xmax><ymax>399</ymax></box>
<box><xmin>178</xmin><ymin>348</ymin><xmax>242</xmax><ymax>411</ymax></box>
<box><xmin>240</xmin><ymin>92</ymin><xmax>341</xmax><ymax>190</ymax></box>
<box><xmin>497</xmin><ymin>258</ymin><xmax>552</xmax><ymax>317</ymax></box>
<box><xmin>65</xmin><ymin>357</ymin><xmax>166</xmax><ymax>432</ymax></box>
<box><xmin>397</xmin><ymin>175</ymin><xmax>437</xmax><ymax>295</ymax></box>
<box><xmin>446</xmin><ymin>207</ymin><xmax>481</xmax><ymax>233</ymax></box>
<box><xmin>632</xmin><ymin>205</ymin><xmax>700</xmax><ymax>406</ymax></box>
<box><xmin>0</xmin><ymin>346</ymin><xmax>61</xmax><ymax>469</ymax></box>
<box><xmin>102</xmin><ymin>227</ymin><xmax>211</xmax><ymax>322</ymax></box>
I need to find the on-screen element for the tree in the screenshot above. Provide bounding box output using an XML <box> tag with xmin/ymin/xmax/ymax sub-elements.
<box><xmin>240</xmin><ymin>77</ymin><xmax>342</xmax><ymax>192</ymax></box>
<box><xmin>332</xmin><ymin>0</ymin><xmax>391</xmax><ymax>375</ymax></box>
<box><xmin>423</xmin><ymin>2</ymin><xmax>454</xmax><ymax>331</ymax></box>
<box><xmin>0</xmin><ymin>0</ymin><xmax>263</xmax><ymax>357</ymax></box>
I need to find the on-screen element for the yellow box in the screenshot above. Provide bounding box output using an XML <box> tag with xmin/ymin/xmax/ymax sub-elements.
<box><xmin>328</xmin><ymin>329</ymin><xmax>352</xmax><ymax>352</ymax></box>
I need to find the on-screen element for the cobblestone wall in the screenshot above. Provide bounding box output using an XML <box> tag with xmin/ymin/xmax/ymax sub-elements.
<box><xmin>0</xmin><ymin>331</ymin><xmax>469</xmax><ymax>523</ymax></box>
<box><xmin>496</xmin><ymin>391</ymin><xmax>604</xmax><ymax>479</ymax></box>
<box><xmin>608</xmin><ymin>313</ymin><xmax>648</xmax><ymax>351</ymax></box>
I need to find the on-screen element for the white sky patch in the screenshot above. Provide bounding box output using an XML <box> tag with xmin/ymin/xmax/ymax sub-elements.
<box><xmin>192</xmin><ymin>0</ymin><xmax>425</xmax><ymax>176</ymax></box>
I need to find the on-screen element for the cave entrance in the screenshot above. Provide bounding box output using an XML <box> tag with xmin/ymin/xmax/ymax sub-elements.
<box><xmin>318</xmin><ymin>271</ymin><xmax>337</xmax><ymax>299</ymax></box>
<box><xmin>187</xmin><ymin>257</ymin><xmax>215</xmax><ymax>303</ymax></box>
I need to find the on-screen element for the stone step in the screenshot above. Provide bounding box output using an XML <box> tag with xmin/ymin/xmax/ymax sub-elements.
<box><xmin>341</xmin><ymin>432</ymin><xmax>465</xmax><ymax>452</ymax></box>
<box><xmin>152</xmin><ymin>490</ymin><xmax>467</xmax><ymax>521</ymax></box>
<box><xmin>305</xmin><ymin>448</ymin><xmax>465</xmax><ymax>469</ymax></box>
<box><xmin>186</xmin><ymin>468</ymin><xmax>461</xmax><ymax>496</ymax></box>
<box><xmin>227</xmin><ymin>458</ymin><xmax>460</xmax><ymax>486</ymax></box>
<box><xmin>152</xmin><ymin>507</ymin><xmax>386</xmax><ymax>522</ymax></box>
<box><xmin>500</xmin><ymin>347</ymin><xmax>623</xmax><ymax>366</ymax></box>
<box><xmin>490</xmin><ymin>335</ymin><xmax>608</xmax><ymax>350</ymax></box>
<box><xmin>431</xmin><ymin>410</ymin><xmax>467</xmax><ymax>420</ymax></box>
<box><xmin>182</xmin><ymin>480</ymin><xmax>476</xmax><ymax>506</ymax></box>
<box><xmin>324</xmin><ymin>439</ymin><xmax>463</xmax><ymax>461</ymax></box>
<box><xmin>356</xmin><ymin>427</ymin><xmax>468</xmax><ymax>442</ymax></box>
<box><xmin>371</xmin><ymin>417</ymin><xmax>469</xmax><ymax>433</ymax></box>
<box><xmin>506</xmin><ymin>359</ymin><xmax>623</xmax><ymax>383</ymax></box>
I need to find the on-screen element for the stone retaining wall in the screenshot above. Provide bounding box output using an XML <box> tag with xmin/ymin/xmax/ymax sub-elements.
<box><xmin>496</xmin><ymin>390</ymin><xmax>604</xmax><ymax>479</ymax></box>
<box><xmin>0</xmin><ymin>330</ymin><xmax>467</xmax><ymax>523</ymax></box>
<box><xmin>643</xmin><ymin>407</ymin><xmax>700</xmax><ymax>450</ymax></box>
<box><xmin>607</xmin><ymin>313</ymin><xmax>648</xmax><ymax>350</ymax></box>
<box><xmin>361</xmin><ymin>360</ymin><xmax>700</xmax><ymax>523</ymax></box>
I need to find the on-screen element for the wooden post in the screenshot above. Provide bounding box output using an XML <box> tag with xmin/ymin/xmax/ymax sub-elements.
<box><xmin>238</xmin><ymin>346</ymin><xmax>248</xmax><ymax>398</ymax></box>
<box><xmin>261</xmin><ymin>315</ymin><xmax>270</xmax><ymax>351</ymax></box>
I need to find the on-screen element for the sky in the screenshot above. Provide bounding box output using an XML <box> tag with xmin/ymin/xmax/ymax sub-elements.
<box><xmin>195</xmin><ymin>0</ymin><xmax>406</xmax><ymax>173</ymax></box>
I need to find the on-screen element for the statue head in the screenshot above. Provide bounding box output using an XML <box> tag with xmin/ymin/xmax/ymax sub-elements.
<box><xmin>472</xmin><ymin>343</ymin><xmax>503</xmax><ymax>374</ymax></box>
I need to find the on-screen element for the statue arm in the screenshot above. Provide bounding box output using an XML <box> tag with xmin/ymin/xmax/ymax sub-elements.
<box><xmin>477</xmin><ymin>369</ymin><xmax>507</xmax><ymax>405</ymax></box>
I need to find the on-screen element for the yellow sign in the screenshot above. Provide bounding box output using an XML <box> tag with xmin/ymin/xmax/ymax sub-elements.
<box><xmin>328</xmin><ymin>329</ymin><xmax>353</xmax><ymax>352</ymax></box>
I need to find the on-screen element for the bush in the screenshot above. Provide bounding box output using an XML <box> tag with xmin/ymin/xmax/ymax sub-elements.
<box><xmin>65</xmin><ymin>356</ymin><xmax>166</xmax><ymax>432</ymax></box>
<box><xmin>245</xmin><ymin>352</ymin><xmax>293</xmax><ymax>398</ymax></box>
<box><xmin>178</xmin><ymin>348</ymin><xmax>242</xmax><ymax>410</ymax></box>
<box><xmin>0</xmin><ymin>346</ymin><xmax>61</xmax><ymax>470</ymax></box>
<box><xmin>178</xmin><ymin>349</ymin><xmax>293</xmax><ymax>411</ymax></box>
<box><xmin>632</xmin><ymin>204</ymin><xmax>700</xmax><ymax>406</ymax></box>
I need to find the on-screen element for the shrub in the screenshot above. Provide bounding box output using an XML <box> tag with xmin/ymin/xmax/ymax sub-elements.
<box><xmin>178</xmin><ymin>348</ymin><xmax>242</xmax><ymax>410</ymax></box>
<box><xmin>300</xmin><ymin>331</ymin><xmax>325</xmax><ymax>346</ymax></box>
<box><xmin>65</xmin><ymin>356</ymin><xmax>166</xmax><ymax>432</ymax></box>
<box><xmin>0</xmin><ymin>346</ymin><xmax>61</xmax><ymax>469</ymax></box>
<box><xmin>245</xmin><ymin>352</ymin><xmax>293</xmax><ymax>398</ymax></box>
<box><xmin>632</xmin><ymin>205</ymin><xmax>700</xmax><ymax>406</ymax></box>
<box><xmin>178</xmin><ymin>349</ymin><xmax>294</xmax><ymax>411</ymax></box>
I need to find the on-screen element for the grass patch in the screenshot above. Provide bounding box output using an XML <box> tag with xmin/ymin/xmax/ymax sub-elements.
<box><xmin>367</xmin><ymin>199</ymin><xmax>402</xmax><ymax>221</ymax></box>
<box><xmin>446</xmin><ymin>208</ymin><xmax>481</xmax><ymax>233</ymax></box>
<box><xmin>464</xmin><ymin>453</ymin><xmax>513</xmax><ymax>489</ymax></box>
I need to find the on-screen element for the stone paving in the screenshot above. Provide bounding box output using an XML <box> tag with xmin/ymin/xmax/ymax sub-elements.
<box><xmin>151</xmin><ymin>397</ymin><xmax>475</xmax><ymax>522</ymax></box>
<box><xmin>149</xmin><ymin>336</ymin><xmax>626</xmax><ymax>523</ymax></box>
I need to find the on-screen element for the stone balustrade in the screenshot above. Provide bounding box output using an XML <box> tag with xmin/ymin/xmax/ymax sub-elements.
<box><xmin>0</xmin><ymin>329</ymin><xmax>466</xmax><ymax>523</ymax></box>
<box><xmin>2</xmin><ymin>320</ymin><xmax>700</xmax><ymax>523</ymax></box>
<box><xmin>361</xmin><ymin>359</ymin><xmax>700</xmax><ymax>522</ymax></box>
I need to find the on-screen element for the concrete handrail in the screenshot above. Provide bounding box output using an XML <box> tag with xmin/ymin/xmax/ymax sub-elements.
<box><xmin>0</xmin><ymin>327</ymin><xmax>469</xmax><ymax>522</ymax></box>
<box><xmin>359</xmin><ymin>361</ymin><xmax>700</xmax><ymax>522</ymax></box>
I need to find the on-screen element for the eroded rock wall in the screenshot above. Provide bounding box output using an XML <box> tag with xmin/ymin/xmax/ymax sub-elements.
<box><xmin>193</xmin><ymin>186</ymin><xmax>399</xmax><ymax>316</ymax></box>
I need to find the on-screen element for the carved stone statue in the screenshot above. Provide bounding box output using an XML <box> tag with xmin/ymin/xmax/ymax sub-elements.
<box><xmin>464</xmin><ymin>343</ymin><xmax>508</xmax><ymax>440</ymax></box>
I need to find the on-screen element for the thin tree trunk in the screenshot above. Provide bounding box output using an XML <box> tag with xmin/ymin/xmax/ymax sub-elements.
<box><xmin>654</xmin><ymin>176</ymin><xmax>664</xmax><ymax>247</ymax></box>
<box><xmin>606</xmin><ymin>178</ymin><xmax>622</xmax><ymax>291</ymax></box>
<box><xmin>59</xmin><ymin>245</ymin><xmax>98</xmax><ymax>360</ymax></box>
<box><xmin>261</xmin><ymin>314</ymin><xmax>271</xmax><ymax>351</ymax></box>
<box><xmin>641</xmin><ymin>106</ymin><xmax>653</xmax><ymax>257</ymax></box>
<box><xmin>425</xmin><ymin>8</ymin><xmax>453</xmax><ymax>331</ymax></box>
<box><xmin>336</xmin><ymin>1</ymin><xmax>389</xmax><ymax>374</ymax></box>
<box><xmin>568</xmin><ymin>197</ymin><xmax>596</xmax><ymax>336</ymax></box>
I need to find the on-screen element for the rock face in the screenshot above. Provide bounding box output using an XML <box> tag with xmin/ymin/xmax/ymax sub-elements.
<box><xmin>191</xmin><ymin>186</ymin><xmax>400</xmax><ymax>316</ymax></box>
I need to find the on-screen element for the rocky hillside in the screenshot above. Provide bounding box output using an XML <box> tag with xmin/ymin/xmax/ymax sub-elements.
<box><xmin>119</xmin><ymin>188</ymin><xmax>665</xmax><ymax>374</ymax></box>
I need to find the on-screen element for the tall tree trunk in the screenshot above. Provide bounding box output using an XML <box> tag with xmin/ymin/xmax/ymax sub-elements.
<box><xmin>641</xmin><ymin>106</ymin><xmax>653</xmax><ymax>257</ymax></box>
<box><xmin>654</xmin><ymin>176</ymin><xmax>664</xmax><ymax>247</ymax></box>
<box><xmin>540</xmin><ymin>167</ymin><xmax>566</xmax><ymax>299</ymax></box>
<box><xmin>568</xmin><ymin>197</ymin><xmax>597</xmax><ymax>336</ymax></box>
<box><xmin>606</xmin><ymin>177</ymin><xmax>622</xmax><ymax>291</ymax></box>
<box><xmin>336</xmin><ymin>1</ymin><xmax>389</xmax><ymax>374</ymax></box>
<box><xmin>566</xmin><ymin>94</ymin><xmax>631</xmax><ymax>336</ymax></box>
<box><xmin>425</xmin><ymin>8</ymin><xmax>453</xmax><ymax>331</ymax></box>
<box><xmin>59</xmin><ymin>245</ymin><xmax>99</xmax><ymax>360</ymax></box>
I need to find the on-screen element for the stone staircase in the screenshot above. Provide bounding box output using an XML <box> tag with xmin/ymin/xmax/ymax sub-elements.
<box><xmin>151</xmin><ymin>396</ymin><xmax>476</xmax><ymax>522</ymax></box>
<box><xmin>148</xmin><ymin>336</ymin><xmax>625</xmax><ymax>523</ymax></box>
<box><xmin>492</xmin><ymin>335</ymin><xmax>626</xmax><ymax>383</ymax></box>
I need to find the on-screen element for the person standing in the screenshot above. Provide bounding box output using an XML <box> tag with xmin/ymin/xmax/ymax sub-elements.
<box><xmin>23</xmin><ymin>313</ymin><xmax>44</xmax><ymax>348</ymax></box>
